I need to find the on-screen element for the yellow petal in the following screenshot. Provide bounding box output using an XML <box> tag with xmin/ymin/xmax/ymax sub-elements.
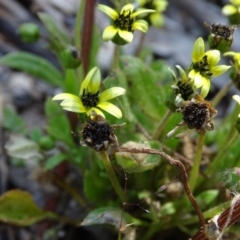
<box><xmin>176</xmin><ymin>65</ymin><xmax>188</xmax><ymax>82</ymax></box>
<box><xmin>98</xmin><ymin>4</ymin><xmax>118</xmax><ymax>19</ymax></box>
<box><xmin>88</xmin><ymin>68</ymin><xmax>101</xmax><ymax>94</ymax></box>
<box><xmin>230</xmin><ymin>0</ymin><xmax>240</xmax><ymax>5</ymax></box>
<box><xmin>131</xmin><ymin>8</ymin><xmax>156</xmax><ymax>18</ymax></box>
<box><xmin>233</xmin><ymin>95</ymin><xmax>240</xmax><ymax>105</ymax></box>
<box><xmin>60</xmin><ymin>99</ymin><xmax>85</xmax><ymax>112</ymax></box>
<box><xmin>192</xmin><ymin>37</ymin><xmax>205</xmax><ymax>62</ymax></box>
<box><xmin>86</xmin><ymin>107</ymin><xmax>105</xmax><ymax>118</ymax></box>
<box><xmin>205</xmin><ymin>50</ymin><xmax>220</xmax><ymax>68</ymax></box>
<box><xmin>100</xmin><ymin>87</ymin><xmax>126</xmax><ymax>101</ymax></box>
<box><xmin>222</xmin><ymin>5</ymin><xmax>238</xmax><ymax>15</ymax></box>
<box><xmin>80</xmin><ymin>67</ymin><xmax>100</xmax><ymax>95</ymax></box>
<box><xmin>211</xmin><ymin>65</ymin><xmax>231</xmax><ymax>77</ymax></box>
<box><xmin>118</xmin><ymin>30</ymin><xmax>133</xmax><ymax>43</ymax></box>
<box><xmin>121</xmin><ymin>4</ymin><xmax>134</xmax><ymax>15</ymax></box>
<box><xmin>97</xmin><ymin>101</ymin><xmax>123</xmax><ymax>118</ymax></box>
<box><xmin>102</xmin><ymin>26</ymin><xmax>118</xmax><ymax>41</ymax></box>
<box><xmin>200</xmin><ymin>78</ymin><xmax>210</xmax><ymax>98</ymax></box>
<box><xmin>149</xmin><ymin>12</ymin><xmax>164</xmax><ymax>28</ymax></box>
<box><xmin>52</xmin><ymin>93</ymin><xmax>80</xmax><ymax>101</ymax></box>
<box><xmin>189</xmin><ymin>70</ymin><xmax>203</xmax><ymax>88</ymax></box>
<box><xmin>132</xmin><ymin>20</ymin><xmax>148</xmax><ymax>32</ymax></box>
<box><xmin>223</xmin><ymin>51</ymin><xmax>236</xmax><ymax>57</ymax></box>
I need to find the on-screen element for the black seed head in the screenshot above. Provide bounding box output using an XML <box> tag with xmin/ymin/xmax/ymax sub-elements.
<box><xmin>182</xmin><ymin>102</ymin><xmax>209</xmax><ymax>129</ymax></box>
<box><xmin>81</xmin><ymin>115</ymin><xmax>117</xmax><ymax>151</ymax></box>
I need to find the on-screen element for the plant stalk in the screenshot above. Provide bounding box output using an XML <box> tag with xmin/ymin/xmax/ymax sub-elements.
<box><xmin>189</xmin><ymin>134</ymin><xmax>205</xmax><ymax>192</ymax></box>
<box><xmin>100</xmin><ymin>151</ymin><xmax>125</xmax><ymax>201</ymax></box>
<box><xmin>152</xmin><ymin>109</ymin><xmax>172</xmax><ymax>140</ymax></box>
<box><xmin>211</xmin><ymin>81</ymin><xmax>233</xmax><ymax>107</ymax></box>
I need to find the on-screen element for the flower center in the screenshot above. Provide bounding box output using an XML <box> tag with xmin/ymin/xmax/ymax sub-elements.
<box><xmin>81</xmin><ymin>89</ymin><xmax>99</xmax><ymax>108</ymax></box>
<box><xmin>114</xmin><ymin>10</ymin><xmax>135</xmax><ymax>31</ymax></box>
<box><xmin>176</xmin><ymin>81</ymin><xmax>194</xmax><ymax>100</ymax></box>
<box><xmin>182</xmin><ymin>102</ymin><xmax>208</xmax><ymax>129</ymax></box>
<box><xmin>192</xmin><ymin>55</ymin><xmax>212</xmax><ymax>78</ymax></box>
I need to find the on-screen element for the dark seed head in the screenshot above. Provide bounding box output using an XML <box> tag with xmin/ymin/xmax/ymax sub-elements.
<box><xmin>182</xmin><ymin>102</ymin><xmax>209</xmax><ymax>129</ymax></box>
<box><xmin>81</xmin><ymin>114</ymin><xmax>117</xmax><ymax>151</ymax></box>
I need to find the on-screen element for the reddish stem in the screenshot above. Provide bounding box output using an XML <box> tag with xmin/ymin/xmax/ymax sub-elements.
<box><xmin>116</xmin><ymin>147</ymin><xmax>205</xmax><ymax>227</ymax></box>
<box><xmin>81</xmin><ymin>0</ymin><xmax>96</xmax><ymax>75</ymax></box>
<box><xmin>191</xmin><ymin>195</ymin><xmax>240</xmax><ymax>240</ymax></box>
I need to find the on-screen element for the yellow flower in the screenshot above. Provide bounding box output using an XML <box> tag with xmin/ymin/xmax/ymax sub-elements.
<box><xmin>98</xmin><ymin>3</ymin><xmax>155</xmax><ymax>45</ymax></box>
<box><xmin>188</xmin><ymin>37</ymin><xmax>231</xmax><ymax>98</ymax></box>
<box><xmin>136</xmin><ymin>0</ymin><xmax>168</xmax><ymax>27</ymax></box>
<box><xmin>222</xmin><ymin>0</ymin><xmax>240</xmax><ymax>16</ymax></box>
<box><xmin>224</xmin><ymin>51</ymin><xmax>240</xmax><ymax>69</ymax></box>
<box><xmin>52</xmin><ymin>67</ymin><xmax>126</xmax><ymax>118</ymax></box>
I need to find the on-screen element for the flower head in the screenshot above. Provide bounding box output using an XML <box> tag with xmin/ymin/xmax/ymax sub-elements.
<box><xmin>188</xmin><ymin>37</ymin><xmax>231</xmax><ymax>98</ymax></box>
<box><xmin>224</xmin><ymin>51</ymin><xmax>240</xmax><ymax>90</ymax></box>
<box><xmin>81</xmin><ymin>112</ymin><xmax>119</xmax><ymax>151</ymax></box>
<box><xmin>222</xmin><ymin>0</ymin><xmax>240</xmax><ymax>24</ymax></box>
<box><xmin>52</xmin><ymin>67</ymin><xmax>126</xmax><ymax>118</ymax></box>
<box><xmin>98</xmin><ymin>4</ymin><xmax>155</xmax><ymax>45</ymax></box>
<box><xmin>136</xmin><ymin>0</ymin><xmax>168</xmax><ymax>27</ymax></box>
<box><xmin>166</xmin><ymin>65</ymin><xmax>194</xmax><ymax>111</ymax></box>
<box><xmin>232</xmin><ymin>95</ymin><xmax>240</xmax><ymax>132</ymax></box>
<box><xmin>204</xmin><ymin>22</ymin><xmax>236</xmax><ymax>53</ymax></box>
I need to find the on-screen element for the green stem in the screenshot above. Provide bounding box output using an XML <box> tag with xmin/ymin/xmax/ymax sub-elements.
<box><xmin>189</xmin><ymin>134</ymin><xmax>205</xmax><ymax>191</ymax></box>
<box><xmin>211</xmin><ymin>81</ymin><xmax>233</xmax><ymax>107</ymax></box>
<box><xmin>113</xmin><ymin>45</ymin><xmax>120</xmax><ymax>69</ymax></box>
<box><xmin>74</xmin><ymin>0</ymin><xmax>86</xmax><ymax>49</ymax></box>
<box><xmin>135</xmin><ymin>32</ymin><xmax>146</xmax><ymax>57</ymax></box>
<box><xmin>206</xmin><ymin>132</ymin><xmax>239</xmax><ymax>174</ymax></box>
<box><xmin>152</xmin><ymin>109</ymin><xmax>172</xmax><ymax>140</ymax></box>
<box><xmin>100</xmin><ymin>151</ymin><xmax>125</xmax><ymax>201</ymax></box>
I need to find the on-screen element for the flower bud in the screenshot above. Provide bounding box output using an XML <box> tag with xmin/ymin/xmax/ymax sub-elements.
<box><xmin>205</xmin><ymin>22</ymin><xmax>236</xmax><ymax>53</ymax></box>
<box><xmin>39</xmin><ymin>136</ymin><xmax>55</xmax><ymax>150</ymax></box>
<box><xmin>60</xmin><ymin>46</ymin><xmax>81</xmax><ymax>69</ymax></box>
<box><xmin>18</xmin><ymin>23</ymin><xmax>40</xmax><ymax>43</ymax></box>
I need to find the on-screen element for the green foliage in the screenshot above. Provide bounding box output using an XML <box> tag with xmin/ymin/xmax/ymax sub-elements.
<box><xmin>44</xmin><ymin>153</ymin><xmax>66</xmax><ymax>171</ymax></box>
<box><xmin>3</xmin><ymin>107</ymin><xmax>26</xmax><ymax>133</ymax></box>
<box><xmin>116</xmin><ymin>141</ymin><xmax>161</xmax><ymax>173</ymax></box>
<box><xmin>45</xmin><ymin>98</ymin><xmax>75</xmax><ymax>148</ymax></box>
<box><xmin>0</xmin><ymin>190</ymin><xmax>57</xmax><ymax>226</ymax></box>
<box><xmin>2</xmin><ymin>3</ymin><xmax>240</xmax><ymax>240</ymax></box>
<box><xmin>0</xmin><ymin>52</ymin><xmax>64</xmax><ymax>87</ymax></box>
<box><xmin>38</xmin><ymin>13</ymin><xmax>70</xmax><ymax>52</ymax></box>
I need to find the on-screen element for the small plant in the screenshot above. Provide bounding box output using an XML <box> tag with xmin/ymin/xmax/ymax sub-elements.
<box><xmin>1</xmin><ymin>1</ymin><xmax>240</xmax><ymax>240</ymax></box>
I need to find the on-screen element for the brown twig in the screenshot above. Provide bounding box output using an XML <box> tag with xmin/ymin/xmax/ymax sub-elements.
<box><xmin>191</xmin><ymin>195</ymin><xmax>240</xmax><ymax>240</ymax></box>
<box><xmin>116</xmin><ymin>147</ymin><xmax>205</xmax><ymax>227</ymax></box>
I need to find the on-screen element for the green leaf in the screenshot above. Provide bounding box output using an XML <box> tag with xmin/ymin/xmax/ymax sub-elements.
<box><xmin>0</xmin><ymin>190</ymin><xmax>57</xmax><ymax>226</ymax></box>
<box><xmin>38</xmin><ymin>13</ymin><xmax>70</xmax><ymax>51</ymax></box>
<box><xmin>116</xmin><ymin>141</ymin><xmax>161</xmax><ymax>173</ymax></box>
<box><xmin>196</xmin><ymin>190</ymin><xmax>219</xmax><ymax>208</ymax></box>
<box><xmin>0</xmin><ymin>52</ymin><xmax>64</xmax><ymax>87</ymax></box>
<box><xmin>81</xmin><ymin>207</ymin><xmax>142</xmax><ymax>229</ymax></box>
<box><xmin>45</xmin><ymin>98</ymin><xmax>75</xmax><ymax>147</ymax></box>
<box><xmin>5</xmin><ymin>135</ymin><xmax>43</xmax><ymax>162</ymax></box>
<box><xmin>83</xmin><ymin>170</ymin><xmax>110</xmax><ymax>203</ymax></box>
<box><xmin>44</xmin><ymin>153</ymin><xmax>66</xmax><ymax>171</ymax></box>
<box><xmin>3</xmin><ymin>107</ymin><xmax>26</xmax><ymax>133</ymax></box>
<box><xmin>121</xmin><ymin>56</ymin><xmax>166</xmax><ymax>119</ymax></box>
